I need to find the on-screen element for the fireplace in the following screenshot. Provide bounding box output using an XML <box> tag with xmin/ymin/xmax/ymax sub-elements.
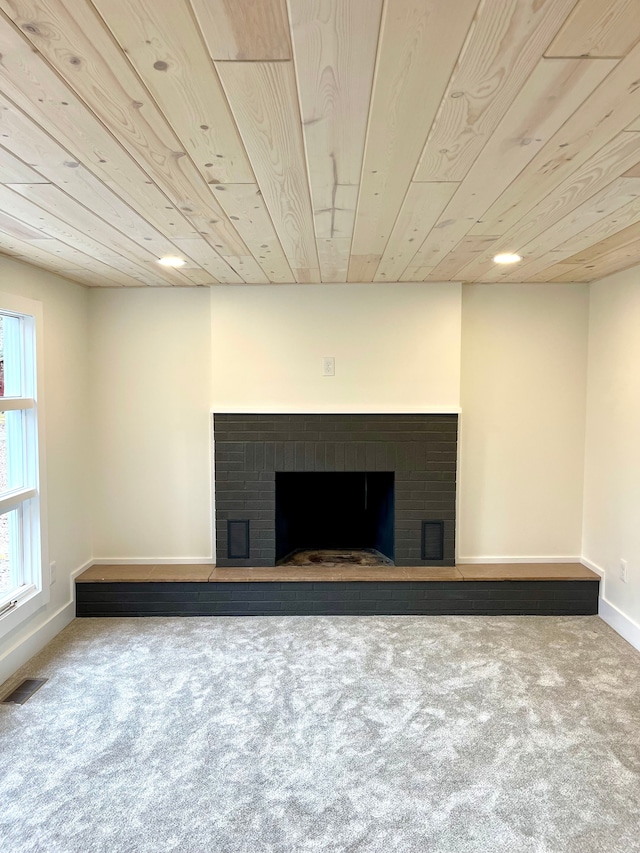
<box><xmin>214</xmin><ymin>414</ymin><xmax>457</xmax><ymax>568</ymax></box>
<box><xmin>275</xmin><ymin>472</ymin><xmax>395</xmax><ymax>563</ymax></box>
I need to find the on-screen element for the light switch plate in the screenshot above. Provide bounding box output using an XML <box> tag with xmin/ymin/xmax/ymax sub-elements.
<box><xmin>620</xmin><ymin>558</ymin><xmax>628</xmax><ymax>583</ymax></box>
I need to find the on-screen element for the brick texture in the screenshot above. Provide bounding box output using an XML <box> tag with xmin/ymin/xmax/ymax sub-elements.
<box><xmin>76</xmin><ymin>580</ymin><xmax>599</xmax><ymax>617</ymax></box>
<box><xmin>214</xmin><ymin>414</ymin><xmax>458</xmax><ymax>567</ymax></box>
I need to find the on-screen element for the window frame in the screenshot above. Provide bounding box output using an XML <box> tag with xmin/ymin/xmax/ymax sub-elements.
<box><xmin>0</xmin><ymin>291</ymin><xmax>48</xmax><ymax>641</ymax></box>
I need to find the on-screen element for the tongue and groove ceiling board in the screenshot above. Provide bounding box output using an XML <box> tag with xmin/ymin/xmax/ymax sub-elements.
<box><xmin>0</xmin><ymin>1</ymin><xmax>639</xmax><ymax>286</ymax></box>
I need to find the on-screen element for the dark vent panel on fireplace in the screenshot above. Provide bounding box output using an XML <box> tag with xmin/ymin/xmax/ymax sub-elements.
<box><xmin>421</xmin><ymin>521</ymin><xmax>445</xmax><ymax>562</ymax></box>
<box><xmin>227</xmin><ymin>520</ymin><xmax>250</xmax><ymax>559</ymax></box>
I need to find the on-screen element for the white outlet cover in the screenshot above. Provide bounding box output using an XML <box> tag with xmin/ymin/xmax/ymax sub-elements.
<box><xmin>322</xmin><ymin>357</ymin><xmax>335</xmax><ymax>376</ymax></box>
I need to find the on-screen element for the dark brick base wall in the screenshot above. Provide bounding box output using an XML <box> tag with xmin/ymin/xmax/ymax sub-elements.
<box><xmin>76</xmin><ymin>581</ymin><xmax>599</xmax><ymax>617</ymax></box>
<box><xmin>214</xmin><ymin>414</ymin><xmax>458</xmax><ymax>567</ymax></box>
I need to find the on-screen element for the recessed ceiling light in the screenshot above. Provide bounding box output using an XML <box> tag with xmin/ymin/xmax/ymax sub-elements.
<box><xmin>158</xmin><ymin>256</ymin><xmax>186</xmax><ymax>268</ymax></box>
<box><xmin>493</xmin><ymin>253</ymin><xmax>522</xmax><ymax>265</ymax></box>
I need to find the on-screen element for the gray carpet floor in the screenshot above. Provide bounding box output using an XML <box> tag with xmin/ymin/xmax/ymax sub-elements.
<box><xmin>1</xmin><ymin>615</ymin><xmax>640</xmax><ymax>853</ymax></box>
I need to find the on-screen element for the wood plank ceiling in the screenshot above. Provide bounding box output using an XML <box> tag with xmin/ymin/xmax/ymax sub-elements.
<box><xmin>0</xmin><ymin>0</ymin><xmax>639</xmax><ymax>287</ymax></box>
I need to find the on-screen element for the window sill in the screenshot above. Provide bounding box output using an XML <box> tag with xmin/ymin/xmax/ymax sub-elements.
<box><xmin>0</xmin><ymin>583</ymin><xmax>49</xmax><ymax>642</ymax></box>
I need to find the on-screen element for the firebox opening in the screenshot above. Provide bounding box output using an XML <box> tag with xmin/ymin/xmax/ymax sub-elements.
<box><xmin>275</xmin><ymin>472</ymin><xmax>395</xmax><ymax>564</ymax></box>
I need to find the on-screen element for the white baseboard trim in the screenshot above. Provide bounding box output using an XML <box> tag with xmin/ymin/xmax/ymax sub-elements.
<box><xmin>0</xmin><ymin>558</ymin><xmax>93</xmax><ymax>689</ymax></box>
<box><xmin>579</xmin><ymin>557</ymin><xmax>604</xmax><ymax>577</ymax></box>
<box><xmin>598</xmin><ymin>597</ymin><xmax>640</xmax><ymax>653</ymax></box>
<box><xmin>91</xmin><ymin>557</ymin><xmax>215</xmax><ymax>565</ymax></box>
<box><xmin>456</xmin><ymin>556</ymin><xmax>581</xmax><ymax>564</ymax></box>
<box><xmin>69</xmin><ymin>560</ymin><xmax>94</xmax><ymax>587</ymax></box>
<box><xmin>581</xmin><ymin>557</ymin><xmax>639</xmax><ymax>652</ymax></box>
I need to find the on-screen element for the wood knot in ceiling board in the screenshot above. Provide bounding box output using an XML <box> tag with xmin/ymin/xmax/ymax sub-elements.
<box><xmin>21</xmin><ymin>22</ymin><xmax>40</xmax><ymax>36</ymax></box>
<box><xmin>68</xmin><ymin>56</ymin><xmax>82</xmax><ymax>67</ymax></box>
<box><xmin>64</xmin><ymin>161</ymin><xmax>80</xmax><ymax>168</ymax></box>
<box><xmin>153</xmin><ymin>60</ymin><xmax>168</xmax><ymax>71</ymax></box>
<box><xmin>131</xmin><ymin>100</ymin><xmax>144</xmax><ymax>109</ymax></box>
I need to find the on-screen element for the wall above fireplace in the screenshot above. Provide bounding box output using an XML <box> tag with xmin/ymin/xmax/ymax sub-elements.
<box><xmin>214</xmin><ymin>414</ymin><xmax>458</xmax><ymax>568</ymax></box>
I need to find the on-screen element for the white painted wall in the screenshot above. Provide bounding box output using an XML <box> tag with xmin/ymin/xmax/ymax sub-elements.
<box><xmin>89</xmin><ymin>283</ymin><xmax>461</xmax><ymax>563</ymax></box>
<box><xmin>91</xmin><ymin>281</ymin><xmax>592</xmax><ymax>566</ymax></box>
<box><xmin>0</xmin><ymin>257</ymin><xmax>91</xmax><ymax>685</ymax></box>
<box><xmin>210</xmin><ymin>283</ymin><xmax>462</xmax><ymax>411</ymax></box>
<box><xmin>459</xmin><ymin>284</ymin><xmax>589</xmax><ymax>561</ymax></box>
<box><xmin>90</xmin><ymin>288</ymin><xmax>212</xmax><ymax>560</ymax></box>
<box><xmin>583</xmin><ymin>268</ymin><xmax>640</xmax><ymax>643</ymax></box>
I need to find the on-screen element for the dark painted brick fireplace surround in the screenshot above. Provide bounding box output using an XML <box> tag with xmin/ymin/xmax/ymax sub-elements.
<box><xmin>214</xmin><ymin>414</ymin><xmax>458</xmax><ymax>567</ymax></box>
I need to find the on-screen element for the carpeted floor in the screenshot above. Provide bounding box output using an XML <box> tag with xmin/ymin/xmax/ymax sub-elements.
<box><xmin>1</xmin><ymin>616</ymin><xmax>640</xmax><ymax>853</ymax></box>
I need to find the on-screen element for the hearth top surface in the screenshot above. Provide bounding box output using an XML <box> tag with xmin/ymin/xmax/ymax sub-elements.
<box><xmin>75</xmin><ymin>564</ymin><xmax>600</xmax><ymax>584</ymax></box>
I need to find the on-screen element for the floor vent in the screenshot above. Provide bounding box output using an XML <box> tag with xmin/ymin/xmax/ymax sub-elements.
<box><xmin>2</xmin><ymin>678</ymin><xmax>48</xmax><ymax>705</ymax></box>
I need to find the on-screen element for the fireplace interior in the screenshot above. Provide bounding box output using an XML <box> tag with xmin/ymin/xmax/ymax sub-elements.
<box><xmin>275</xmin><ymin>472</ymin><xmax>395</xmax><ymax>564</ymax></box>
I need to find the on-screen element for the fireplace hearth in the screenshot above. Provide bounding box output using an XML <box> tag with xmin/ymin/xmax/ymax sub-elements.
<box><xmin>214</xmin><ymin>414</ymin><xmax>457</xmax><ymax>568</ymax></box>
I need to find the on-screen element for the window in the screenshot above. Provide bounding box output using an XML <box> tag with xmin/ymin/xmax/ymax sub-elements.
<box><xmin>0</xmin><ymin>292</ymin><xmax>47</xmax><ymax>638</ymax></box>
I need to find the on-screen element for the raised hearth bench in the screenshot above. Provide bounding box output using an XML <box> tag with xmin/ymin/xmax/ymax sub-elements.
<box><xmin>75</xmin><ymin>564</ymin><xmax>600</xmax><ymax>617</ymax></box>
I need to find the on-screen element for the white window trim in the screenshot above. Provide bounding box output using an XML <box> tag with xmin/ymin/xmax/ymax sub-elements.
<box><xmin>0</xmin><ymin>290</ymin><xmax>48</xmax><ymax>641</ymax></box>
<box><xmin>0</xmin><ymin>487</ymin><xmax>38</xmax><ymax>514</ymax></box>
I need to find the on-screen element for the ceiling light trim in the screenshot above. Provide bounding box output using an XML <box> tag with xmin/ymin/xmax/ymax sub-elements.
<box><xmin>493</xmin><ymin>253</ymin><xmax>522</xmax><ymax>265</ymax></box>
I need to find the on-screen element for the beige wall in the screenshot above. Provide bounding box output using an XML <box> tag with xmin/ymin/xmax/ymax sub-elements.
<box><xmin>90</xmin><ymin>281</ymin><xmax>593</xmax><ymax>565</ymax></box>
<box><xmin>90</xmin><ymin>283</ymin><xmax>461</xmax><ymax>562</ymax></box>
<box><xmin>0</xmin><ymin>257</ymin><xmax>91</xmax><ymax>683</ymax></box>
<box><xmin>583</xmin><ymin>268</ymin><xmax>640</xmax><ymax>637</ymax></box>
<box><xmin>210</xmin><ymin>283</ymin><xmax>462</xmax><ymax>412</ymax></box>
<box><xmin>459</xmin><ymin>284</ymin><xmax>589</xmax><ymax>560</ymax></box>
<box><xmin>90</xmin><ymin>288</ymin><xmax>212</xmax><ymax>560</ymax></box>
